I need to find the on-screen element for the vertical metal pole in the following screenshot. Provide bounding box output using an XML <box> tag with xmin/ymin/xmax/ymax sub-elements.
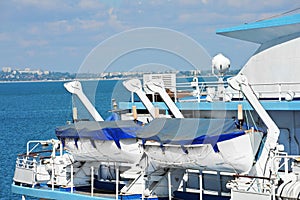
<box><xmin>217</xmin><ymin>171</ymin><xmax>221</xmax><ymax>196</ymax></box>
<box><xmin>91</xmin><ymin>166</ymin><xmax>94</xmax><ymax>197</ymax></box>
<box><xmin>26</xmin><ymin>142</ymin><xmax>30</xmax><ymax>156</ymax></box>
<box><xmin>51</xmin><ymin>160</ymin><xmax>54</xmax><ymax>191</ymax></box>
<box><xmin>142</xmin><ymin>171</ymin><xmax>145</xmax><ymax>200</ymax></box>
<box><xmin>71</xmin><ymin>164</ymin><xmax>74</xmax><ymax>193</ymax></box>
<box><xmin>131</xmin><ymin>92</ymin><xmax>134</xmax><ymax>103</ymax></box>
<box><xmin>284</xmin><ymin>157</ymin><xmax>288</xmax><ymax>176</ymax></box>
<box><xmin>142</xmin><ymin>155</ymin><xmax>146</xmax><ymax>200</ymax></box>
<box><xmin>60</xmin><ymin>140</ymin><xmax>63</xmax><ymax>156</ymax></box>
<box><xmin>32</xmin><ymin>159</ymin><xmax>36</xmax><ymax>188</ymax></box>
<box><xmin>174</xmin><ymin>88</ymin><xmax>177</xmax><ymax>103</ymax></box>
<box><xmin>183</xmin><ymin>170</ymin><xmax>186</xmax><ymax>192</ymax></box>
<box><xmin>168</xmin><ymin>171</ymin><xmax>172</xmax><ymax>200</ymax></box>
<box><xmin>278</xmin><ymin>84</ymin><xmax>282</xmax><ymax>101</ymax></box>
<box><xmin>199</xmin><ymin>171</ymin><xmax>203</xmax><ymax>200</ymax></box>
<box><xmin>115</xmin><ymin>164</ymin><xmax>119</xmax><ymax>200</ymax></box>
<box><xmin>51</xmin><ymin>140</ymin><xmax>56</xmax><ymax>191</ymax></box>
<box><xmin>271</xmin><ymin>181</ymin><xmax>276</xmax><ymax>200</ymax></box>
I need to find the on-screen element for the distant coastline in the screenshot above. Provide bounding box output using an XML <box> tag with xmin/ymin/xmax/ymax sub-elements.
<box><xmin>0</xmin><ymin>77</ymin><xmax>127</xmax><ymax>83</ymax></box>
<box><xmin>0</xmin><ymin>79</ymin><xmax>71</xmax><ymax>83</ymax></box>
<box><xmin>0</xmin><ymin>67</ymin><xmax>240</xmax><ymax>83</ymax></box>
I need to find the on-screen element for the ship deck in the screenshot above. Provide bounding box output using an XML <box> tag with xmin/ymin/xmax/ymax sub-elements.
<box><xmin>119</xmin><ymin>99</ymin><xmax>300</xmax><ymax>111</ymax></box>
<box><xmin>12</xmin><ymin>184</ymin><xmax>116</xmax><ymax>200</ymax></box>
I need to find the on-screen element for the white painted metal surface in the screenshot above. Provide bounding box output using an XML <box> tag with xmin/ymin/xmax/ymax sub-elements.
<box><xmin>64</xmin><ymin>81</ymin><xmax>104</xmax><ymax>121</ymax></box>
<box><xmin>145</xmin><ymin>80</ymin><xmax>184</xmax><ymax>118</ymax></box>
<box><xmin>143</xmin><ymin>133</ymin><xmax>260</xmax><ymax>173</ymax></box>
<box><xmin>123</xmin><ymin>79</ymin><xmax>157</xmax><ymax>119</ymax></box>
<box><xmin>228</xmin><ymin>74</ymin><xmax>280</xmax><ymax>177</ymax></box>
<box><xmin>63</xmin><ymin>138</ymin><xmax>143</xmax><ymax>163</ymax></box>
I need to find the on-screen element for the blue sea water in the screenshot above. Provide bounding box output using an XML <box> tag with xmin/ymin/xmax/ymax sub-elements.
<box><xmin>0</xmin><ymin>80</ymin><xmax>124</xmax><ymax>200</ymax></box>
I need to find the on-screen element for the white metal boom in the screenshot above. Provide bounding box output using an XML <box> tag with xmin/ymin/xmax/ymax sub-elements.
<box><xmin>145</xmin><ymin>80</ymin><xmax>184</xmax><ymax>119</ymax></box>
<box><xmin>122</xmin><ymin>79</ymin><xmax>157</xmax><ymax>119</ymax></box>
<box><xmin>228</xmin><ymin>74</ymin><xmax>280</xmax><ymax>177</ymax></box>
<box><xmin>64</xmin><ymin>81</ymin><xmax>104</xmax><ymax>121</ymax></box>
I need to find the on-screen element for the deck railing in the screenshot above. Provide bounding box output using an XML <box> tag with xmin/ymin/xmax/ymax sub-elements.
<box><xmin>175</xmin><ymin>78</ymin><xmax>300</xmax><ymax>102</ymax></box>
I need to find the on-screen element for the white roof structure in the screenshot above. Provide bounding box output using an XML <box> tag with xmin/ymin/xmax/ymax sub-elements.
<box><xmin>217</xmin><ymin>14</ymin><xmax>300</xmax><ymax>44</ymax></box>
<box><xmin>218</xmin><ymin>14</ymin><xmax>300</xmax><ymax>99</ymax></box>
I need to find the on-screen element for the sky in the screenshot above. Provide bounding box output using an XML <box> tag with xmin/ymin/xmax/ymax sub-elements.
<box><xmin>1</xmin><ymin>0</ymin><xmax>300</xmax><ymax>73</ymax></box>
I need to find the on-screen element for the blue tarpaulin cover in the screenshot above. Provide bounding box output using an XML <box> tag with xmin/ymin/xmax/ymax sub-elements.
<box><xmin>137</xmin><ymin>118</ymin><xmax>247</xmax><ymax>151</ymax></box>
<box><xmin>55</xmin><ymin>118</ymin><xmax>259</xmax><ymax>151</ymax></box>
<box><xmin>56</xmin><ymin>120</ymin><xmax>142</xmax><ymax>148</ymax></box>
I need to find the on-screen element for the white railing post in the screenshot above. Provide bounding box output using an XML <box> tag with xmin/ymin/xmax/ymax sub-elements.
<box><xmin>51</xmin><ymin>159</ymin><xmax>54</xmax><ymax>191</ymax></box>
<box><xmin>271</xmin><ymin>181</ymin><xmax>276</xmax><ymax>200</ymax></box>
<box><xmin>115</xmin><ymin>163</ymin><xmax>119</xmax><ymax>200</ymax></box>
<box><xmin>71</xmin><ymin>164</ymin><xmax>74</xmax><ymax>193</ymax></box>
<box><xmin>183</xmin><ymin>170</ymin><xmax>187</xmax><ymax>192</ymax></box>
<box><xmin>91</xmin><ymin>166</ymin><xmax>94</xmax><ymax>197</ymax></box>
<box><xmin>60</xmin><ymin>140</ymin><xmax>63</xmax><ymax>156</ymax></box>
<box><xmin>284</xmin><ymin>157</ymin><xmax>288</xmax><ymax>176</ymax></box>
<box><xmin>278</xmin><ymin>83</ymin><xmax>282</xmax><ymax>101</ymax></box>
<box><xmin>168</xmin><ymin>170</ymin><xmax>172</xmax><ymax>200</ymax></box>
<box><xmin>27</xmin><ymin>141</ymin><xmax>39</xmax><ymax>156</ymax></box>
<box><xmin>142</xmin><ymin>170</ymin><xmax>145</xmax><ymax>200</ymax></box>
<box><xmin>199</xmin><ymin>171</ymin><xmax>203</xmax><ymax>200</ymax></box>
<box><xmin>32</xmin><ymin>159</ymin><xmax>37</xmax><ymax>188</ymax></box>
<box><xmin>131</xmin><ymin>91</ymin><xmax>134</xmax><ymax>103</ymax></box>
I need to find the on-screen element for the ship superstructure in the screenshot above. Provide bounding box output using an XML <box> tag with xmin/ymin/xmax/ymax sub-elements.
<box><xmin>11</xmin><ymin>13</ymin><xmax>300</xmax><ymax>200</ymax></box>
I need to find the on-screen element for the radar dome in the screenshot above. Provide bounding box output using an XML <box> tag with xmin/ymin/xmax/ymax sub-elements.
<box><xmin>212</xmin><ymin>53</ymin><xmax>230</xmax><ymax>75</ymax></box>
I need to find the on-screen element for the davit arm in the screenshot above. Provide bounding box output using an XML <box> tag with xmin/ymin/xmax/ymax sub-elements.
<box><xmin>145</xmin><ymin>80</ymin><xmax>184</xmax><ymax>119</ymax></box>
<box><xmin>64</xmin><ymin>81</ymin><xmax>104</xmax><ymax>122</ymax></box>
<box><xmin>228</xmin><ymin>74</ymin><xmax>280</xmax><ymax>177</ymax></box>
<box><xmin>123</xmin><ymin>79</ymin><xmax>157</xmax><ymax>119</ymax></box>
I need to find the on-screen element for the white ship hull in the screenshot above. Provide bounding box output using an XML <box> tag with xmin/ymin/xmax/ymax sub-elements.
<box><xmin>64</xmin><ymin>138</ymin><xmax>143</xmax><ymax>163</ymax></box>
<box><xmin>144</xmin><ymin>132</ymin><xmax>262</xmax><ymax>173</ymax></box>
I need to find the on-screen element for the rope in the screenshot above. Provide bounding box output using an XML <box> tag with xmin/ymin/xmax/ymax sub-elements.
<box><xmin>255</xmin><ymin>7</ymin><xmax>300</xmax><ymax>22</ymax></box>
<box><xmin>244</xmin><ymin>106</ymin><xmax>250</xmax><ymax>130</ymax></box>
<box><xmin>239</xmin><ymin>85</ymin><xmax>259</xmax><ymax>131</ymax></box>
<box><xmin>248</xmin><ymin>109</ymin><xmax>258</xmax><ymax>131</ymax></box>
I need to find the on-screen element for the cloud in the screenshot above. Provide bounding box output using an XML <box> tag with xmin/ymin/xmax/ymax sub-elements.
<box><xmin>46</xmin><ymin>20</ymin><xmax>74</xmax><ymax>34</ymax></box>
<box><xmin>19</xmin><ymin>39</ymin><xmax>48</xmax><ymax>48</ymax></box>
<box><xmin>1</xmin><ymin>0</ymin><xmax>300</xmax><ymax>72</ymax></box>
<box><xmin>224</xmin><ymin>0</ymin><xmax>290</xmax><ymax>9</ymax></box>
<box><xmin>26</xmin><ymin>50</ymin><xmax>36</xmax><ymax>57</ymax></box>
<box><xmin>106</xmin><ymin>7</ymin><xmax>130</xmax><ymax>31</ymax></box>
<box><xmin>0</xmin><ymin>33</ymin><xmax>11</xmax><ymax>42</ymax></box>
<box><xmin>44</xmin><ymin>18</ymin><xmax>107</xmax><ymax>34</ymax></box>
<box><xmin>14</xmin><ymin>0</ymin><xmax>69</xmax><ymax>10</ymax></box>
<box><xmin>176</xmin><ymin>0</ymin><xmax>299</xmax><ymax>16</ymax></box>
<box><xmin>174</xmin><ymin>0</ymin><xmax>300</xmax><ymax>28</ymax></box>
<box><xmin>76</xmin><ymin>19</ymin><xmax>104</xmax><ymax>30</ymax></box>
<box><xmin>177</xmin><ymin>0</ymin><xmax>200</xmax><ymax>5</ymax></box>
<box><xmin>78</xmin><ymin>0</ymin><xmax>104</xmax><ymax>10</ymax></box>
<box><xmin>27</xmin><ymin>26</ymin><xmax>41</xmax><ymax>35</ymax></box>
<box><xmin>15</xmin><ymin>0</ymin><xmax>128</xmax><ymax>37</ymax></box>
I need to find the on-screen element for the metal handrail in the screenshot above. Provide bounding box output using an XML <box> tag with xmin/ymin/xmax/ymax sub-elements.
<box><xmin>174</xmin><ymin>79</ymin><xmax>300</xmax><ymax>101</ymax></box>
